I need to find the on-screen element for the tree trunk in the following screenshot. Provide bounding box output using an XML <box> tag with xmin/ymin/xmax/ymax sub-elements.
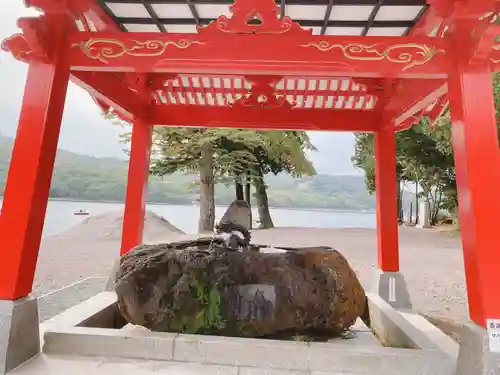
<box><xmin>415</xmin><ymin>181</ymin><xmax>419</xmax><ymax>224</ymax></box>
<box><xmin>245</xmin><ymin>175</ymin><xmax>252</xmax><ymax>229</ymax></box>
<box><xmin>235</xmin><ymin>177</ymin><xmax>244</xmax><ymax>201</ymax></box>
<box><xmin>245</xmin><ymin>179</ymin><xmax>251</xmax><ymax>206</ymax></box>
<box><xmin>396</xmin><ymin>175</ymin><xmax>402</xmax><ymax>222</ymax></box>
<box><xmin>198</xmin><ymin>143</ymin><xmax>215</xmax><ymax>233</ymax></box>
<box><xmin>431</xmin><ymin>188</ymin><xmax>443</xmax><ymax>225</ymax></box>
<box><xmin>422</xmin><ymin>185</ymin><xmax>432</xmax><ymax>226</ymax></box>
<box><xmin>254</xmin><ymin>170</ymin><xmax>274</xmax><ymax>229</ymax></box>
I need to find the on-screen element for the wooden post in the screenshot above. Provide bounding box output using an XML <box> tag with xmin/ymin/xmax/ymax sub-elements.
<box><xmin>448</xmin><ymin>29</ymin><xmax>500</xmax><ymax>327</ymax></box>
<box><xmin>374</xmin><ymin>126</ymin><xmax>400</xmax><ymax>272</ymax></box>
<box><xmin>120</xmin><ymin>121</ymin><xmax>152</xmax><ymax>256</ymax></box>
<box><xmin>0</xmin><ymin>59</ymin><xmax>69</xmax><ymax>299</ymax></box>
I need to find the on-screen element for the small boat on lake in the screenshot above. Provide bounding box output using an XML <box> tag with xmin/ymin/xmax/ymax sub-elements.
<box><xmin>73</xmin><ymin>209</ymin><xmax>90</xmax><ymax>216</ymax></box>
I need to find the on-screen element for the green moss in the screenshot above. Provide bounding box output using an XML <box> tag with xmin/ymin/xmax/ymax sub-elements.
<box><xmin>170</xmin><ymin>277</ymin><xmax>225</xmax><ymax>334</ymax></box>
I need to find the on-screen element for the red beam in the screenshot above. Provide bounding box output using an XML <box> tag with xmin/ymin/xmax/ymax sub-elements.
<box><xmin>382</xmin><ymin>80</ymin><xmax>447</xmax><ymax>127</ymax></box>
<box><xmin>67</xmin><ymin>32</ymin><xmax>449</xmax><ymax>79</ymax></box>
<box><xmin>375</xmin><ymin>126</ymin><xmax>399</xmax><ymax>271</ymax></box>
<box><xmin>151</xmin><ymin>105</ymin><xmax>376</xmax><ymax>131</ymax></box>
<box><xmin>361</xmin><ymin>7</ymin><xmax>446</xmax><ymax>129</ymax></box>
<box><xmin>426</xmin><ymin>94</ymin><xmax>449</xmax><ymax>126</ymax></box>
<box><xmin>121</xmin><ymin>121</ymin><xmax>152</xmax><ymax>256</ymax></box>
<box><xmin>70</xmin><ymin>71</ymin><xmax>151</xmax><ymax>119</ymax></box>
<box><xmin>0</xmin><ymin>58</ymin><xmax>70</xmax><ymax>299</ymax></box>
<box><xmin>408</xmin><ymin>7</ymin><xmax>444</xmax><ymax>37</ymax></box>
<box><xmin>31</xmin><ymin>0</ymin><xmax>155</xmax><ymax>117</ymax></box>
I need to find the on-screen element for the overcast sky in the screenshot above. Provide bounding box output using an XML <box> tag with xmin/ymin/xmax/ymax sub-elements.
<box><xmin>0</xmin><ymin>2</ymin><xmax>360</xmax><ymax>175</ymax></box>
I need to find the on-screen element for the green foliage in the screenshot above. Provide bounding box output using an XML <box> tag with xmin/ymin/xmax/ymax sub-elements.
<box><xmin>169</xmin><ymin>278</ymin><xmax>224</xmax><ymax>334</ymax></box>
<box><xmin>352</xmin><ymin>123</ymin><xmax>456</xmax><ymax>222</ymax></box>
<box><xmin>189</xmin><ymin>278</ymin><xmax>224</xmax><ymax>334</ymax></box>
<box><xmin>118</xmin><ymin>121</ymin><xmax>318</xmax><ymax>228</ymax></box>
<box><xmin>351</xmin><ymin>133</ymin><xmax>376</xmax><ymax>193</ymax></box>
<box><xmin>144</xmin><ymin>127</ymin><xmax>316</xmax><ymax>182</ymax></box>
<box><xmin>351</xmin><ymin>73</ymin><xmax>500</xmax><ymax>222</ymax></box>
<box><xmin>0</xmin><ymin>134</ymin><xmax>376</xmax><ymax>210</ymax></box>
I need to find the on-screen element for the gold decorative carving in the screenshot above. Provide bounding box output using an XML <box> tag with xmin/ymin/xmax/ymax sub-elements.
<box><xmin>1</xmin><ymin>33</ymin><xmax>42</xmax><ymax>63</ymax></box>
<box><xmin>489</xmin><ymin>43</ymin><xmax>500</xmax><ymax>64</ymax></box>
<box><xmin>72</xmin><ymin>38</ymin><xmax>203</xmax><ymax>63</ymax></box>
<box><xmin>197</xmin><ymin>0</ymin><xmax>311</xmax><ymax>36</ymax></box>
<box><xmin>301</xmin><ymin>42</ymin><xmax>444</xmax><ymax>71</ymax></box>
<box><xmin>214</xmin><ymin>16</ymin><xmax>296</xmax><ymax>35</ymax></box>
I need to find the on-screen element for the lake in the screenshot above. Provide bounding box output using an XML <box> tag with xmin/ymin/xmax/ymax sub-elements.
<box><xmin>0</xmin><ymin>199</ymin><xmax>376</xmax><ymax>236</ymax></box>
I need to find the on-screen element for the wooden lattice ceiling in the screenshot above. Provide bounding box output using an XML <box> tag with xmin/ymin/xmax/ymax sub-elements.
<box><xmin>154</xmin><ymin>76</ymin><xmax>378</xmax><ymax>110</ymax></box>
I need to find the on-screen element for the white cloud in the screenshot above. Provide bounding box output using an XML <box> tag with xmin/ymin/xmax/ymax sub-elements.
<box><xmin>0</xmin><ymin>3</ymin><xmax>358</xmax><ymax>173</ymax></box>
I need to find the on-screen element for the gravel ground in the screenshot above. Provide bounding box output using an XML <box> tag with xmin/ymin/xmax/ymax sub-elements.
<box><xmin>33</xmin><ymin>212</ymin><xmax>468</xmax><ymax>327</ymax></box>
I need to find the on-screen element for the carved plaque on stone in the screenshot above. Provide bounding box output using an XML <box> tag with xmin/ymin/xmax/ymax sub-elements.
<box><xmin>226</xmin><ymin>284</ymin><xmax>276</xmax><ymax>322</ymax></box>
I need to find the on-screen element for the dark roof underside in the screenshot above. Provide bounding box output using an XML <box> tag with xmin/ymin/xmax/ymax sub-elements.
<box><xmin>98</xmin><ymin>0</ymin><xmax>428</xmax><ymax>36</ymax></box>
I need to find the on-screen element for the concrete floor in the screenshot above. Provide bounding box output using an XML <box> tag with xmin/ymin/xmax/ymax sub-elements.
<box><xmin>10</xmin><ymin>355</ymin><xmax>355</xmax><ymax>375</ymax></box>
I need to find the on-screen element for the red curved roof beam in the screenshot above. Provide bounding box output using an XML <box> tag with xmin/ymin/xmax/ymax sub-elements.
<box><xmin>151</xmin><ymin>104</ymin><xmax>377</xmax><ymax>131</ymax></box>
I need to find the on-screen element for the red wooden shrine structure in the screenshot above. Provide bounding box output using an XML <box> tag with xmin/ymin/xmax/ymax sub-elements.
<box><xmin>0</xmin><ymin>0</ymin><xmax>499</xmax><ymax>332</ymax></box>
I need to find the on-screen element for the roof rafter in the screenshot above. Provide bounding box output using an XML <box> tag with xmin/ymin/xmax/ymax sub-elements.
<box><xmin>70</xmin><ymin>71</ymin><xmax>152</xmax><ymax>120</ymax></box>
<box><xmin>140</xmin><ymin>0</ymin><xmax>167</xmax><ymax>32</ymax></box>
<box><xmin>381</xmin><ymin>80</ymin><xmax>447</xmax><ymax>128</ymax></box>
<box><xmin>361</xmin><ymin>0</ymin><xmax>382</xmax><ymax>36</ymax></box>
<box><xmin>103</xmin><ymin>0</ymin><xmax>427</xmax><ymax>36</ymax></box>
<box><xmin>10</xmin><ymin>0</ymin><xmax>448</xmax><ymax>132</ymax></box>
<box><xmin>117</xmin><ymin>17</ymin><xmax>416</xmax><ymax>28</ymax></box>
<box><xmin>320</xmin><ymin>0</ymin><xmax>335</xmax><ymax>35</ymax></box>
<box><xmin>186</xmin><ymin>0</ymin><xmax>202</xmax><ymax>25</ymax></box>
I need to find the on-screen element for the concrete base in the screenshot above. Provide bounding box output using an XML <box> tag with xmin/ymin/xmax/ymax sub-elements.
<box><xmin>455</xmin><ymin>322</ymin><xmax>500</xmax><ymax>375</ymax></box>
<box><xmin>35</xmin><ymin>291</ymin><xmax>457</xmax><ymax>375</ymax></box>
<box><xmin>0</xmin><ymin>297</ymin><xmax>40</xmax><ymax>374</ymax></box>
<box><xmin>38</xmin><ymin>278</ymin><xmax>107</xmax><ymax>322</ymax></box>
<box><xmin>104</xmin><ymin>260</ymin><xmax>120</xmax><ymax>292</ymax></box>
<box><xmin>371</xmin><ymin>270</ymin><xmax>412</xmax><ymax>310</ymax></box>
<box><xmin>366</xmin><ymin>293</ymin><xmax>458</xmax><ymax>359</ymax></box>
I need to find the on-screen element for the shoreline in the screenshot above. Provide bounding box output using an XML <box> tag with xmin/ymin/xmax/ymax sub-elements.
<box><xmin>1</xmin><ymin>197</ymin><xmax>376</xmax><ymax>215</ymax></box>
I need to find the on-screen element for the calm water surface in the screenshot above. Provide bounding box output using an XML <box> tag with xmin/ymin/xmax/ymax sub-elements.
<box><xmin>0</xmin><ymin>199</ymin><xmax>376</xmax><ymax>236</ymax></box>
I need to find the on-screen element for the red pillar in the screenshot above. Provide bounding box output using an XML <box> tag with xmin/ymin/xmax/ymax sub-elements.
<box><xmin>0</xmin><ymin>60</ymin><xmax>69</xmax><ymax>299</ymax></box>
<box><xmin>120</xmin><ymin>121</ymin><xmax>152</xmax><ymax>255</ymax></box>
<box><xmin>448</xmin><ymin>43</ymin><xmax>500</xmax><ymax>327</ymax></box>
<box><xmin>374</xmin><ymin>126</ymin><xmax>400</xmax><ymax>272</ymax></box>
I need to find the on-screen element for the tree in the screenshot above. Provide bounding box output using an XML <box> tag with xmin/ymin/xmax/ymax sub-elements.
<box><xmin>417</xmin><ymin>73</ymin><xmax>500</xmax><ymax>216</ymax></box>
<box><xmin>351</xmin><ymin>133</ymin><xmax>405</xmax><ymax>221</ymax></box>
<box><xmin>107</xmin><ymin>109</ymin><xmax>317</xmax><ymax>231</ymax></box>
<box><xmin>351</xmin><ymin>133</ymin><xmax>376</xmax><ymax>194</ymax></box>
<box><xmin>352</xmin><ymin>73</ymin><xmax>500</xmax><ymax>226</ymax></box>
<box><xmin>351</xmin><ymin>124</ymin><xmax>454</xmax><ymax>225</ymax></box>
<box><xmin>251</xmin><ymin>131</ymin><xmax>316</xmax><ymax>228</ymax></box>
<box><xmin>128</xmin><ymin>126</ymin><xmax>316</xmax><ymax>231</ymax></box>
<box><xmin>211</xmin><ymin>130</ymin><xmax>316</xmax><ymax>228</ymax></box>
<box><xmin>149</xmin><ymin>128</ymin><xmax>263</xmax><ymax>232</ymax></box>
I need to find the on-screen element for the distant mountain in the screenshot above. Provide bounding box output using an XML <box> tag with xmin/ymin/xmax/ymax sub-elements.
<box><xmin>0</xmin><ymin>135</ymin><xmax>375</xmax><ymax>211</ymax></box>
